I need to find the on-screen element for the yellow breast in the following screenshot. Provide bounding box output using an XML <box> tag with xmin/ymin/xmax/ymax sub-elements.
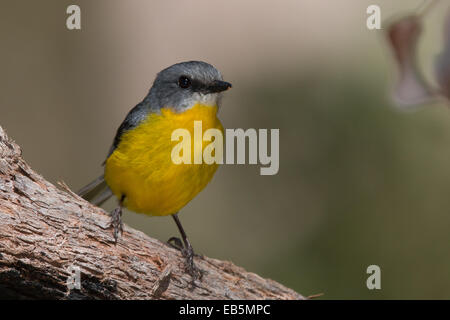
<box><xmin>104</xmin><ymin>104</ymin><xmax>223</xmax><ymax>216</ymax></box>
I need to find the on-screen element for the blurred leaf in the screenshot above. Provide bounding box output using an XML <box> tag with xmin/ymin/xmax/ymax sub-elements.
<box><xmin>435</xmin><ymin>9</ymin><xmax>450</xmax><ymax>100</ymax></box>
<box><xmin>387</xmin><ymin>15</ymin><xmax>435</xmax><ymax>108</ymax></box>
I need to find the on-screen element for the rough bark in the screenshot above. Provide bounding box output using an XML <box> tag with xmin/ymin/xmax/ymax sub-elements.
<box><xmin>0</xmin><ymin>125</ymin><xmax>304</xmax><ymax>300</ymax></box>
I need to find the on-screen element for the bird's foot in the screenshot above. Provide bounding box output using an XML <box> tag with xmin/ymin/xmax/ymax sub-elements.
<box><xmin>109</xmin><ymin>206</ymin><xmax>123</xmax><ymax>243</ymax></box>
<box><xmin>182</xmin><ymin>244</ymin><xmax>202</xmax><ymax>280</ymax></box>
<box><xmin>167</xmin><ymin>237</ymin><xmax>202</xmax><ymax>280</ymax></box>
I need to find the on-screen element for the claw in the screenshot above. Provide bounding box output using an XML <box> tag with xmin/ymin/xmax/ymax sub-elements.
<box><xmin>168</xmin><ymin>237</ymin><xmax>201</xmax><ymax>279</ymax></box>
<box><xmin>167</xmin><ymin>237</ymin><xmax>184</xmax><ymax>251</ymax></box>
<box><xmin>182</xmin><ymin>244</ymin><xmax>201</xmax><ymax>280</ymax></box>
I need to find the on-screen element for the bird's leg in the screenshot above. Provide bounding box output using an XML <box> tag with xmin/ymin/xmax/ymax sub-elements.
<box><xmin>171</xmin><ymin>213</ymin><xmax>201</xmax><ymax>279</ymax></box>
<box><xmin>109</xmin><ymin>195</ymin><xmax>125</xmax><ymax>243</ymax></box>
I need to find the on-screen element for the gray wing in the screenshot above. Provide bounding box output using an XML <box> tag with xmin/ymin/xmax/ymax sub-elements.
<box><xmin>106</xmin><ymin>101</ymin><xmax>153</xmax><ymax>159</ymax></box>
<box><xmin>78</xmin><ymin>101</ymin><xmax>152</xmax><ymax>206</ymax></box>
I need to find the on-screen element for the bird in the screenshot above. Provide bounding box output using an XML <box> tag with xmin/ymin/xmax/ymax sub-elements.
<box><xmin>77</xmin><ymin>61</ymin><xmax>232</xmax><ymax>278</ymax></box>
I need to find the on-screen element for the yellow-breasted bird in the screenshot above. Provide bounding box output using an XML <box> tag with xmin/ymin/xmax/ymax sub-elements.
<box><xmin>78</xmin><ymin>61</ymin><xmax>231</xmax><ymax>277</ymax></box>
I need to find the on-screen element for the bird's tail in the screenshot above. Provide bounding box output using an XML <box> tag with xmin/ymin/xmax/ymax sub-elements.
<box><xmin>77</xmin><ymin>174</ymin><xmax>113</xmax><ymax>207</ymax></box>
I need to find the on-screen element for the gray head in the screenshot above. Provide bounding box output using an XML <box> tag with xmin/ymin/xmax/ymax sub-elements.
<box><xmin>145</xmin><ymin>61</ymin><xmax>231</xmax><ymax>112</ymax></box>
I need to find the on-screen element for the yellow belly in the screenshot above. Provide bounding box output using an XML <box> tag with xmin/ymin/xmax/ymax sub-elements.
<box><xmin>104</xmin><ymin>104</ymin><xmax>223</xmax><ymax>216</ymax></box>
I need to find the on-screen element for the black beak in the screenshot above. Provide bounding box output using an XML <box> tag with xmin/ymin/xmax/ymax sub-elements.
<box><xmin>207</xmin><ymin>80</ymin><xmax>232</xmax><ymax>93</ymax></box>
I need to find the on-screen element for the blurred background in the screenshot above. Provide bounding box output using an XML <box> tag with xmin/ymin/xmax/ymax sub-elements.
<box><xmin>1</xmin><ymin>0</ymin><xmax>450</xmax><ymax>299</ymax></box>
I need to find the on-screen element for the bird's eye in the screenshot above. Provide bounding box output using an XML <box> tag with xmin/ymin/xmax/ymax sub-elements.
<box><xmin>178</xmin><ymin>76</ymin><xmax>191</xmax><ymax>89</ymax></box>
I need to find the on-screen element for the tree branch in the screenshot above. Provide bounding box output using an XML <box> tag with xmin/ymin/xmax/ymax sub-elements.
<box><xmin>0</xmin><ymin>125</ymin><xmax>304</xmax><ymax>300</ymax></box>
